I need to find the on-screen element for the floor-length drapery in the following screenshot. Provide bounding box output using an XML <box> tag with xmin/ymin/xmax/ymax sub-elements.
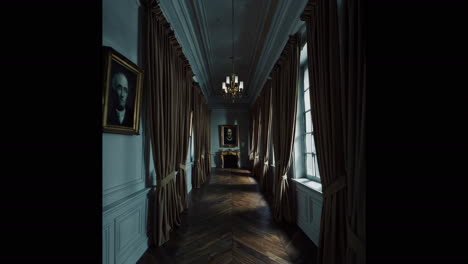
<box><xmin>338</xmin><ymin>0</ymin><xmax>366</xmax><ymax>263</ymax></box>
<box><xmin>192</xmin><ymin>86</ymin><xmax>210</xmax><ymax>189</ymax></box>
<box><xmin>249</xmin><ymin>104</ymin><xmax>257</xmax><ymax>170</ymax></box>
<box><xmin>201</xmin><ymin>96</ymin><xmax>209</xmax><ymax>180</ymax></box>
<box><xmin>301</xmin><ymin>0</ymin><xmax>366</xmax><ymax>263</ymax></box>
<box><xmin>175</xmin><ymin>56</ymin><xmax>193</xmax><ymax>211</ymax></box>
<box><xmin>192</xmin><ymin>89</ymin><xmax>204</xmax><ymax>188</ymax></box>
<box><xmin>141</xmin><ymin>0</ymin><xmax>195</xmax><ymax>247</ymax></box>
<box><xmin>252</xmin><ymin>80</ymin><xmax>272</xmax><ymax>193</ymax></box>
<box><xmin>204</xmin><ymin>108</ymin><xmax>211</xmax><ymax>175</ymax></box>
<box><xmin>252</xmin><ymin>99</ymin><xmax>262</xmax><ymax>178</ymax></box>
<box><xmin>260</xmin><ymin>82</ymin><xmax>272</xmax><ymax>194</ymax></box>
<box><xmin>251</xmin><ymin>102</ymin><xmax>261</xmax><ymax>173</ymax></box>
<box><xmin>271</xmin><ymin>34</ymin><xmax>301</xmax><ymax>223</ymax></box>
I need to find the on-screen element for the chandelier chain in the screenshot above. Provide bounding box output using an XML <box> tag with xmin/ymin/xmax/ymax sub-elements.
<box><xmin>221</xmin><ymin>0</ymin><xmax>244</xmax><ymax>101</ymax></box>
<box><xmin>232</xmin><ymin>0</ymin><xmax>234</xmax><ymax>73</ymax></box>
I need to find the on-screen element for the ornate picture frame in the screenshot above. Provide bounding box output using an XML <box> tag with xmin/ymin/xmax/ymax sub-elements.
<box><xmin>102</xmin><ymin>46</ymin><xmax>143</xmax><ymax>135</ymax></box>
<box><xmin>220</xmin><ymin>125</ymin><xmax>239</xmax><ymax>147</ymax></box>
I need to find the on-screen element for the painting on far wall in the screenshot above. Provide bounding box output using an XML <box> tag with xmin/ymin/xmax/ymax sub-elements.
<box><xmin>102</xmin><ymin>46</ymin><xmax>143</xmax><ymax>135</ymax></box>
<box><xmin>220</xmin><ymin>125</ymin><xmax>239</xmax><ymax>147</ymax></box>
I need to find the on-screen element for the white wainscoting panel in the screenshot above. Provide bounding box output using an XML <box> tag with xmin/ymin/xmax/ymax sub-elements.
<box><xmin>103</xmin><ymin>179</ymin><xmax>146</xmax><ymax>208</ymax></box>
<box><xmin>103</xmin><ymin>188</ymin><xmax>150</xmax><ymax>264</ymax></box>
<box><xmin>103</xmin><ymin>223</ymin><xmax>112</xmax><ymax>264</ymax></box>
<box><xmin>294</xmin><ymin>179</ymin><xmax>323</xmax><ymax>246</ymax></box>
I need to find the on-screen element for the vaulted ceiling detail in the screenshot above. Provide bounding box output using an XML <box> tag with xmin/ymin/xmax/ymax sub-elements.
<box><xmin>159</xmin><ymin>0</ymin><xmax>308</xmax><ymax>108</ymax></box>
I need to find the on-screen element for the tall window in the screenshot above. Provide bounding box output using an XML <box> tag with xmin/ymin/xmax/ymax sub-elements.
<box><xmin>303</xmin><ymin>66</ymin><xmax>320</xmax><ymax>181</ymax></box>
<box><xmin>296</xmin><ymin>43</ymin><xmax>320</xmax><ymax>182</ymax></box>
<box><xmin>189</xmin><ymin>111</ymin><xmax>194</xmax><ymax>162</ymax></box>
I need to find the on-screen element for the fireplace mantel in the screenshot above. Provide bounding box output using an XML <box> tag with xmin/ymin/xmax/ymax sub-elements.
<box><xmin>221</xmin><ymin>149</ymin><xmax>241</xmax><ymax>168</ymax></box>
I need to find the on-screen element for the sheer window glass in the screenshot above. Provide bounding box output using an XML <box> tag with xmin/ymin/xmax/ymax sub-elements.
<box><xmin>300</xmin><ymin>45</ymin><xmax>320</xmax><ymax>181</ymax></box>
<box><xmin>270</xmin><ymin>132</ymin><xmax>275</xmax><ymax>167</ymax></box>
<box><xmin>189</xmin><ymin>111</ymin><xmax>194</xmax><ymax>162</ymax></box>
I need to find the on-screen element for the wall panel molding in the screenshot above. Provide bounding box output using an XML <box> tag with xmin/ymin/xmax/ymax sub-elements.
<box><xmin>294</xmin><ymin>180</ymin><xmax>322</xmax><ymax>246</ymax></box>
<box><xmin>103</xmin><ymin>188</ymin><xmax>149</xmax><ymax>264</ymax></box>
<box><xmin>104</xmin><ymin>177</ymin><xmax>142</xmax><ymax>196</ymax></box>
<box><xmin>103</xmin><ymin>224</ymin><xmax>111</xmax><ymax>264</ymax></box>
<box><xmin>103</xmin><ymin>169</ymin><xmax>146</xmax><ymax>207</ymax></box>
<box><xmin>115</xmin><ymin>204</ymin><xmax>146</xmax><ymax>264</ymax></box>
<box><xmin>103</xmin><ymin>181</ymin><xmax>146</xmax><ymax>208</ymax></box>
<box><xmin>115</xmin><ymin>207</ymin><xmax>143</xmax><ymax>252</ymax></box>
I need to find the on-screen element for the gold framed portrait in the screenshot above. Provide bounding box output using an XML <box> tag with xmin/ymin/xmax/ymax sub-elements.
<box><xmin>102</xmin><ymin>46</ymin><xmax>143</xmax><ymax>135</ymax></box>
<box><xmin>220</xmin><ymin>125</ymin><xmax>239</xmax><ymax>147</ymax></box>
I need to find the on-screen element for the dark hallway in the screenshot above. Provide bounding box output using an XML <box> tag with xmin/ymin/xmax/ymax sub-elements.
<box><xmin>137</xmin><ymin>169</ymin><xmax>316</xmax><ymax>264</ymax></box>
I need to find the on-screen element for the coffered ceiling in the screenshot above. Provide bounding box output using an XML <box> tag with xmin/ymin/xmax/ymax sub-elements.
<box><xmin>159</xmin><ymin>0</ymin><xmax>308</xmax><ymax>108</ymax></box>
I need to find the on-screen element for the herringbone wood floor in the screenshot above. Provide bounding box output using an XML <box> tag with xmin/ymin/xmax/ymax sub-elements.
<box><xmin>137</xmin><ymin>168</ymin><xmax>317</xmax><ymax>264</ymax></box>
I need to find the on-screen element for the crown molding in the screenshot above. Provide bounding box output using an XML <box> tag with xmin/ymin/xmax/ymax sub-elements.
<box><xmin>159</xmin><ymin>0</ymin><xmax>211</xmax><ymax>97</ymax></box>
<box><xmin>241</xmin><ymin>0</ymin><xmax>274</xmax><ymax>98</ymax></box>
<box><xmin>189</xmin><ymin>0</ymin><xmax>216</xmax><ymax>96</ymax></box>
<box><xmin>248</xmin><ymin>0</ymin><xmax>309</xmax><ymax>106</ymax></box>
<box><xmin>159</xmin><ymin>0</ymin><xmax>309</xmax><ymax>106</ymax></box>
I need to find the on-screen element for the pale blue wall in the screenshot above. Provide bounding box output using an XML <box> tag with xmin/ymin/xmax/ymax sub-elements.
<box><xmin>102</xmin><ymin>1</ymin><xmax>150</xmax><ymax>263</ymax></box>
<box><xmin>210</xmin><ymin>108</ymin><xmax>249</xmax><ymax>168</ymax></box>
<box><xmin>102</xmin><ymin>0</ymin><xmax>148</xmax><ymax>207</ymax></box>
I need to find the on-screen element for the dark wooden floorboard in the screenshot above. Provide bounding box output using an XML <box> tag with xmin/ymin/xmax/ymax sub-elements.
<box><xmin>137</xmin><ymin>168</ymin><xmax>317</xmax><ymax>264</ymax></box>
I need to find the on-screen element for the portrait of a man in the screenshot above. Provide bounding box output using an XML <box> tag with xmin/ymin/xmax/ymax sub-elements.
<box><xmin>221</xmin><ymin>125</ymin><xmax>239</xmax><ymax>147</ymax></box>
<box><xmin>107</xmin><ymin>69</ymin><xmax>134</xmax><ymax>127</ymax></box>
<box><xmin>102</xmin><ymin>46</ymin><xmax>143</xmax><ymax>135</ymax></box>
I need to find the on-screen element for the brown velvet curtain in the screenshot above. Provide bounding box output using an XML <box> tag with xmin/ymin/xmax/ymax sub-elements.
<box><xmin>201</xmin><ymin>97</ymin><xmax>209</xmax><ymax>179</ymax></box>
<box><xmin>248</xmin><ymin>109</ymin><xmax>253</xmax><ymax>159</ymax></box>
<box><xmin>204</xmin><ymin>108</ymin><xmax>212</xmax><ymax>175</ymax></box>
<box><xmin>252</xmin><ymin>99</ymin><xmax>262</xmax><ymax>178</ymax></box>
<box><xmin>248</xmin><ymin>103</ymin><xmax>257</xmax><ymax>169</ymax></box>
<box><xmin>260</xmin><ymin>81</ymin><xmax>272</xmax><ymax>193</ymax></box>
<box><xmin>301</xmin><ymin>0</ymin><xmax>366</xmax><ymax>263</ymax></box>
<box><xmin>192</xmin><ymin>86</ymin><xmax>209</xmax><ymax>188</ymax></box>
<box><xmin>142</xmin><ymin>1</ymin><xmax>194</xmax><ymax>246</ymax></box>
<box><xmin>271</xmin><ymin>34</ymin><xmax>301</xmax><ymax>223</ymax></box>
<box><xmin>252</xmin><ymin>80</ymin><xmax>272</xmax><ymax>193</ymax></box>
<box><xmin>175</xmin><ymin>59</ymin><xmax>193</xmax><ymax>211</ymax></box>
<box><xmin>250</xmin><ymin>102</ymin><xmax>260</xmax><ymax>171</ymax></box>
<box><xmin>339</xmin><ymin>0</ymin><xmax>366</xmax><ymax>263</ymax></box>
<box><xmin>192</xmin><ymin>88</ymin><xmax>203</xmax><ymax>188</ymax></box>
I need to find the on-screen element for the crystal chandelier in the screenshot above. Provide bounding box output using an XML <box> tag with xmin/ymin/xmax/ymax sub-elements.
<box><xmin>222</xmin><ymin>0</ymin><xmax>244</xmax><ymax>100</ymax></box>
